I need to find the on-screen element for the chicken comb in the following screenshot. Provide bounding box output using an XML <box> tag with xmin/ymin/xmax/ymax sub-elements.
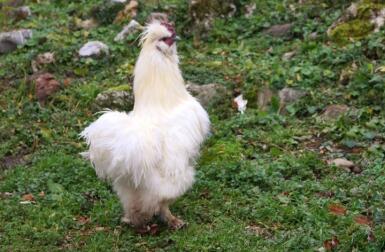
<box><xmin>161</xmin><ymin>22</ymin><xmax>176</xmax><ymax>38</ymax></box>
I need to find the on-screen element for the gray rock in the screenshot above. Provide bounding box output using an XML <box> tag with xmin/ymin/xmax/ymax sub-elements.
<box><xmin>114</xmin><ymin>19</ymin><xmax>143</xmax><ymax>42</ymax></box>
<box><xmin>263</xmin><ymin>23</ymin><xmax>293</xmax><ymax>37</ymax></box>
<box><xmin>257</xmin><ymin>86</ymin><xmax>273</xmax><ymax>111</ymax></box>
<box><xmin>186</xmin><ymin>82</ymin><xmax>227</xmax><ymax>109</ymax></box>
<box><xmin>93</xmin><ymin>90</ymin><xmax>134</xmax><ymax>111</ymax></box>
<box><xmin>79</xmin><ymin>41</ymin><xmax>109</xmax><ymax>57</ymax></box>
<box><xmin>321</xmin><ymin>104</ymin><xmax>350</xmax><ymax>120</ymax></box>
<box><xmin>0</xmin><ymin>29</ymin><xmax>32</xmax><ymax>54</ymax></box>
<box><xmin>13</xmin><ymin>6</ymin><xmax>31</xmax><ymax>20</ymax></box>
<box><xmin>279</xmin><ymin>87</ymin><xmax>306</xmax><ymax>104</ymax></box>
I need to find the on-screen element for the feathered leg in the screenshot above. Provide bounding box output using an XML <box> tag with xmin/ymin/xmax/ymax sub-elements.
<box><xmin>159</xmin><ymin>201</ymin><xmax>186</xmax><ymax>230</ymax></box>
<box><xmin>114</xmin><ymin>181</ymin><xmax>154</xmax><ymax>229</ymax></box>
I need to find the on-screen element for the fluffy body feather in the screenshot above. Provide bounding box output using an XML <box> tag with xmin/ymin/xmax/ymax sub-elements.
<box><xmin>81</xmin><ymin>22</ymin><xmax>210</xmax><ymax>229</ymax></box>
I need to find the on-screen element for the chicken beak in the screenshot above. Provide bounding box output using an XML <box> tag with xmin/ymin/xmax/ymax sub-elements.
<box><xmin>175</xmin><ymin>36</ymin><xmax>181</xmax><ymax>41</ymax></box>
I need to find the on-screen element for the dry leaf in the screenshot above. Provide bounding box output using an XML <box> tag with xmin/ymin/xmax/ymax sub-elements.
<box><xmin>354</xmin><ymin>215</ymin><xmax>372</xmax><ymax>226</ymax></box>
<box><xmin>323</xmin><ymin>236</ymin><xmax>339</xmax><ymax>251</ymax></box>
<box><xmin>328</xmin><ymin>204</ymin><xmax>347</xmax><ymax>216</ymax></box>
<box><xmin>76</xmin><ymin>216</ymin><xmax>90</xmax><ymax>225</ymax></box>
<box><xmin>22</xmin><ymin>193</ymin><xmax>35</xmax><ymax>202</ymax></box>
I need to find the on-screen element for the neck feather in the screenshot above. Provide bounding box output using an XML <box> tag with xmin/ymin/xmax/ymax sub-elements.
<box><xmin>133</xmin><ymin>47</ymin><xmax>189</xmax><ymax>112</ymax></box>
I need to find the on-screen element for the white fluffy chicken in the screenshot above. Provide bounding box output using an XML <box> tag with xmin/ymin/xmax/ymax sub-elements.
<box><xmin>81</xmin><ymin>21</ymin><xmax>210</xmax><ymax>231</ymax></box>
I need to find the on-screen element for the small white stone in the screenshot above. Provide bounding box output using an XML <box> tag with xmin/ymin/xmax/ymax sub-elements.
<box><xmin>79</xmin><ymin>41</ymin><xmax>109</xmax><ymax>57</ymax></box>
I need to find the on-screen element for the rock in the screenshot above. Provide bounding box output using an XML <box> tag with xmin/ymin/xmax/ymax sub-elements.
<box><xmin>257</xmin><ymin>86</ymin><xmax>273</xmax><ymax>111</ymax></box>
<box><xmin>186</xmin><ymin>82</ymin><xmax>227</xmax><ymax>109</ymax></box>
<box><xmin>321</xmin><ymin>104</ymin><xmax>350</xmax><ymax>120</ymax></box>
<box><xmin>13</xmin><ymin>6</ymin><xmax>31</xmax><ymax>21</ymax></box>
<box><xmin>147</xmin><ymin>12</ymin><xmax>169</xmax><ymax>23</ymax></box>
<box><xmin>114</xmin><ymin>19</ymin><xmax>143</xmax><ymax>42</ymax></box>
<box><xmin>34</xmin><ymin>73</ymin><xmax>60</xmax><ymax>105</ymax></box>
<box><xmin>114</xmin><ymin>0</ymin><xmax>138</xmax><ymax>24</ymax></box>
<box><xmin>279</xmin><ymin>87</ymin><xmax>306</xmax><ymax>104</ymax></box>
<box><xmin>93</xmin><ymin>88</ymin><xmax>134</xmax><ymax>111</ymax></box>
<box><xmin>327</xmin><ymin>2</ymin><xmax>385</xmax><ymax>44</ymax></box>
<box><xmin>75</xmin><ymin>18</ymin><xmax>98</xmax><ymax>30</ymax></box>
<box><xmin>263</xmin><ymin>23</ymin><xmax>293</xmax><ymax>37</ymax></box>
<box><xmin>282</xmin><ymin>51</ymin><xmax>296</xmax><ymax>61</ymax></box>
<box><xmin>31</xmin><ymin>52</ymin><xmax>55</xmax><ymax>73</ymax></box>
<box><xmin>329</xmin><ymin>158</ymin><xmax>354</xmax><ymax>168</ymax></box>
<box><xmin>0</xmin><ymin>29</ymin><xmax>32</xmax><ymax>54</ymax></box>
<box><xmin>79</xmin><ymin>41</ymin><xmax>109</xmax><ymax>57</ymax></box>
<box><xmin>327</xmin><ymin>158</ymin><xmax>361</xmax><ymax>173</ymax></box>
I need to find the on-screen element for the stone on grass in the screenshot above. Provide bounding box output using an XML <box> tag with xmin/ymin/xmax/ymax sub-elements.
<box><xmin>0</xmin><ymin>29</ymin><xmax>32</xmax><ymax>54</ymax></box>
<box><xmin>263</xmin><ymin>23</ymin><xmax>293</xmax><ymax>37</ymax></box>
<box><xmin>93</xmin><ymin>88</ymin><xmax>134</xmax><ymax>111</ymax></box>
<box><xmin>114</xmin><ymin>19</ymin><xmax>143</xmax><ymax>42</ymax></box>
<box><xmin>328</xmin><ymin>158</ymin><xmax>362</xmax><ymax>174</ymax></box>
<box><xmin>279</xmin><ymin>87</ymin><xmax>306</xmax><ymax>104</ymax></box>
<box><xmin>186</xmin><ymin>82</ymin><xmax>227</xmax><ymax>109</ymax></box>
<box><xmin>79</xmin><ymin>41</ymin><xmax>109</xmax><ymax>57</ymax></box>
<box><xmin>257</xmin><ymin>86</ymin><xmax>273</xmax><ymax>111</ymax></box>
<box><xmin>321</xmin><ymin>104</ymin><xmax>350</xmax><ymax>120</ymax></box>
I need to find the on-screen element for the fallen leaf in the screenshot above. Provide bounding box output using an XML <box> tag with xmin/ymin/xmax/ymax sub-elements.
<box><xmin>22</xmin><ymin>193</ymin><xmax>35</xmax><ymax>202</ymax></box>
<box><xmin>76</xmin><ymin>216</ymin><xmax>90</xmax><ymax>225</ymax></box>
<box><xmin>233</xmin><ymin>94</ymin><xmax>248</xmax><ymax>114</ymax></box>
<box><xmin>354</xmin><ymin>215</ymin><xmax>372</xmax><ymax>226</ymax></box>
<box><xmin>323</xmin><ymin>236</ymin><xmax>339</xmax><ymax>251</ymax></box>
<box><xmin>35</xmin><ymin>73</ymin><xmax>61</xmax><ymax>105</ymax></box>
<box><xmin>328</xmin><ymin>204</ymin><xmax>347</xmax><ymax>216</ymax></box>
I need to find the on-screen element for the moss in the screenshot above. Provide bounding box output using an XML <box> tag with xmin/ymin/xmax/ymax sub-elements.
<box><xmin>357</xmin><ymin>2</ymin><xmax>385</xmax><ymax>19</ymax></box>
<box><xmin>199</xmin><ymin>139</ymin><xmax>243</xmax><ymax>165</ymax></box>
<box><xmin>107</xmin><ymin>84</ymin><xmax>132</xmax><ymax>92</ymax></box>
<box><xmin>329</xmin><ymin>19</ymin><xmax>374</xmax><ymax>44</ymax></box>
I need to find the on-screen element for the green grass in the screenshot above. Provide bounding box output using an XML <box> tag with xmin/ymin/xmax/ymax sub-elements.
<box><xmin>1</xmin><ymin>0</ymin><xmax>385</xmax><ymax>251</ymax></box>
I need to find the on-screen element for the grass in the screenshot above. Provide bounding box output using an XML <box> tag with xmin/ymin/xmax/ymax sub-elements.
<box><xmin>1</xmin><ymin>0</ymin><xmax>385</xmax><ymax>251</ymax></box>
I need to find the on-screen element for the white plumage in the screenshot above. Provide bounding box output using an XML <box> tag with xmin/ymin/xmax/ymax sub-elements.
<box><xmin>80</xmin><ymin>21</ymin><xmax>210</xmax><ymax>230</ymax></box>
